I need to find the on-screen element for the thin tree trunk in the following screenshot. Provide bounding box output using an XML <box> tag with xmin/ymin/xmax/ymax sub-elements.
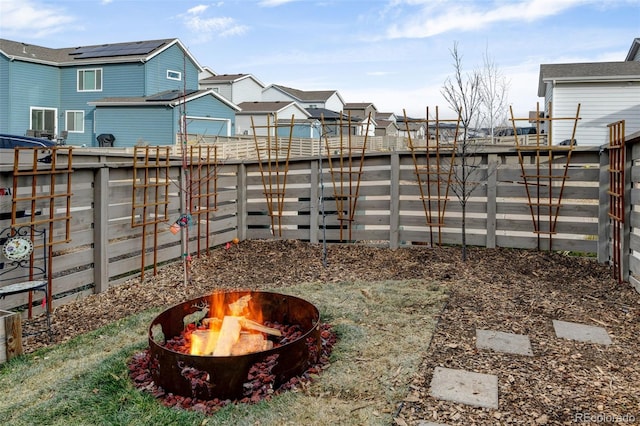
<box><xmin>462</xmin><ymin>201</ymin><xmax>467</xmax><ymax>261</ymax></box>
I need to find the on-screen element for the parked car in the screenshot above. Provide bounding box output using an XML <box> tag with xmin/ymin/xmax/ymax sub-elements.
<box><xmin>0</xmin><ymin>133</ymin><xmax>57</xmax><ymax>149</ymax></box>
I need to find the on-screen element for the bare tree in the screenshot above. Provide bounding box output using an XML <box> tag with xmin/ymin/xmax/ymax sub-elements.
<box><xmin>479</xmin><ymin>45</ymin><xmax>510</xmax><ymax>144</ymax></box>
<box><xmin>440</xmin><ymin>42</ymin><xmax>486</xmax><ymax>261</ymax></box>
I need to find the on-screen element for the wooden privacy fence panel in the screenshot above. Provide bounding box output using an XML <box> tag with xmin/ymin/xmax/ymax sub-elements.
<box><xmin>625</xmin><ymin>136</ymin><xmax>640</xmax><ymax>292</ymax></box>
<box><xmin>1</xmin><ymin>142</ymin><xmax>631</xmax><ymax>313</ymax></box>
<box><xmin>1</xmin><ymin>150</ymin><xmax>238</xmax><ymax>314</ymax></box>
<box><xmin>245</xmin><ymin>149</ymin><xmax>602</xmax><ymax>253</ymax></box>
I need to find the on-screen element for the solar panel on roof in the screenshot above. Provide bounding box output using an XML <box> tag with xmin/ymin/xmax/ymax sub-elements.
<box><xmin>146</xmin><ymin>89</ymin><xmax>198</xmax><ymax>102</ymax></box>
<box><xmin>71</xmin><ymin>40</ymin><xmax>165</xmax><ymax>59</ymax></box>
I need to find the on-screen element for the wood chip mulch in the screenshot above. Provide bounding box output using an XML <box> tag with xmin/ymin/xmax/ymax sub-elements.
<box><xmin>20</xmin><ymin>240</ymin><xmax>640</xmax><ymax>425</ymax></box>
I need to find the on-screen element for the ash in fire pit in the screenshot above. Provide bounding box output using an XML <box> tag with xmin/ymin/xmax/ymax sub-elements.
<box><xmin>132</xmin><ymin>291</ymin><xmax>333</xmax><ymax>406</ymax></box>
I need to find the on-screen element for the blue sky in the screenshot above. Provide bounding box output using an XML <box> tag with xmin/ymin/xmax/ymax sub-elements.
<box><xmin>1</xmin><ymin>0</ymin><xmax>639</xmax><ymax>118</ymax></box>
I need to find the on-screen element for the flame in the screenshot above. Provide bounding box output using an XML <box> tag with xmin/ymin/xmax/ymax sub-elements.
<box><xmin>189</xmin><ymin>293</ymin><xmax>267</xmax><ymax>356</ymax></box>
<box><xmin>190</xmin><ymin>329</ymin><xmax>219</xmax><ymax>356</ymax></box>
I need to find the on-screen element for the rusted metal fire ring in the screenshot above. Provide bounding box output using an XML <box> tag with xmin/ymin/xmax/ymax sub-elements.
<box><xmin>148</xmin><ymin>290</ymin><xmax>321</xmax><ymax>400</ymax></box>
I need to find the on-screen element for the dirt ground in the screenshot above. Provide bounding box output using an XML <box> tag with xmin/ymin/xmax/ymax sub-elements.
<box><xmin>21</xmin><ymin>240</ymin><xmax>640</xmax><ymax>425</ymax></box>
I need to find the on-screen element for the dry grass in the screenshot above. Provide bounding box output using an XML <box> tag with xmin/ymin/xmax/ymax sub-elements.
<box><xmin>1</xmin><ymin>278</ymin><xmax>447</xmax><ymax>426</ymax></box>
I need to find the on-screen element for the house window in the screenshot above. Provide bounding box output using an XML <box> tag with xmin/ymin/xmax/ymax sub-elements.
<box><xmin>78</xmin><ymin>69</ymin><xmax>102</xmax><ymax>92</ymax></box>
<box><xmin>65</xmin><ymin>111</ymin><xmax>84</xmax><ymax>132</ymax></box>
<box><xmin>167</xmin><ymin>70</ymin><xmax>182</xmax><ymax>81</ymax></box>
<box><xmin>30</xmin><ymin>107</ymin><xmax>56</xmax><ymax>133</ymax></box>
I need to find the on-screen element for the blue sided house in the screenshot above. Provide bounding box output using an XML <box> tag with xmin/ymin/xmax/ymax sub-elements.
<box><xmin>0</xmin><ymin>38</ymin><xmax>239</xmax><ymax>147</ymax></box>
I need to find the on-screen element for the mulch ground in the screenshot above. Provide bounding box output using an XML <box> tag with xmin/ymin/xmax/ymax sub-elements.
<box><xmin>20</xmin><ymin>240</ymin><xmax>640</xmax><ymax>425</ymax></box>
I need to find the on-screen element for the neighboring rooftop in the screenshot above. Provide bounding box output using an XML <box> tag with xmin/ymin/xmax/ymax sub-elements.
<box><xmin>270</xmin><ymin>85</ymin><xmax>338</xmax><ymax>102</ymax></box>
<box><xmin>537</xmin><ymin>61</ymin><xmax>640</xmax><ymax>96</ymax></box>
<box><xmin>0</xmin><ymin>38</ymin><xmax>200</xmax><ymax>69</ymax></box>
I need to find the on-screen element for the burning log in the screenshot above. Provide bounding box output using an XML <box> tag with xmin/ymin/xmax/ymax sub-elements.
<box><xmin>188</xmin><ymin>295</ymin><xmax>283</xmax><ymax>356</ymax></box>
<box><xmin>193</xmin><ymin>317</ymin><xmax>281</xmax><ymax>356</ymax></box>
<box><xmin>212</xmin><ymin>316</ymin><xmax>242</xmax><ymax>356</ymax></box>
<box><xmin>147</xmin><ymin>291</ymin><xmax>322</xmax><ymax>401</ymax></box>
<box><xmin>229</xmin><ymin>295</ymin><xmax>252</xmax><ymax>316</ymax></box>
<box><xmin>239</xmin><ymin>318</ymin><xmax>282</xmax><ymax>337</ymax></box>
<box><xmin>230</xmin><ymin>333</ymin><xmax>273</xmax><ymax>356</ymax></box>
<box><xmin>190</xmin><ymin>330</ymin><xmax>219</xmax><ymax>355</ymax></box>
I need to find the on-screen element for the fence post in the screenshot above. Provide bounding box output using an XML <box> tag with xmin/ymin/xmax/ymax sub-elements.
<box><xmin>93</xmin><ymin>162</ymin><xmax>109</xmax><ymax>294</ymax></box>
<box><xmin>622</xmin><ymin>141</ymin><xmax>632</xmax><ymax>281</ymax></box>
<box><xmin>389</xmin><ymin>152</ymin><xmax>400</xmax><ymax>249</ymax></box>
<box><xmin>486</xmin><ymin>154</ymin><xmax>498</xmax><ymax>249</ymax></box>
<box><xmin>236</xmin><ymin>163</ymin><xmax>247</xmax><ymax>241</ymax></box>
<box><xmin>309</xmin><ymin>160</ymin><xmax>319</xmax><ymax>244</ymax></box>
<box><xmin>597</xmin><ymin>147</ymin><xmax>610</xmax><ymax>264</ymax></box>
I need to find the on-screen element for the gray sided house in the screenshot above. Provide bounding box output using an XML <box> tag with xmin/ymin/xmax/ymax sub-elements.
<box><xmin>236</xmin><ymin>101</ymin><xmax>319</xmax><ymax>138</ymax></box>
<box><xmin>0</xmin><ymin>38</ymin><xmax>238</xmax><ymax>147</ymax></box>
<box><xmin>343</xmin><ymin>103</ymin><xmax>378</xmax><ymax>136</ymax></box>
<box><xmin>262</xmin><ymin>85</ymin><xmax>345</xmax><ymax>112</ymax></box>
<box><xmin>537</xmin><ymin>38</ymin><xmax>640</xmax><ymax>146</ymax></box>
<box><xmin>199</xmin><ymin>73</ymin><xmax>266</xmax><ymax>105</ymax></box>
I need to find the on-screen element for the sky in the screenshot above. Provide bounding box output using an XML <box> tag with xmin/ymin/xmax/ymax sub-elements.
<box><xmin>1</xmin><ymin>0</ymin><xmax>639</xmax><ymax>119</ymax></box>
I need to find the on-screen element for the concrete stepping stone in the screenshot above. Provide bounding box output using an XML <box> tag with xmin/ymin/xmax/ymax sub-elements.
<box><xmin>476</xmin><ymin>329</ymin><xmax>533</xmax><ymax>356</ymax></box>
<box><xmin>553</xmin><ymin>320</ymin><xmax>612</xmax><ymax>345</ymax></box>
<box><xmin>429</xmin><ymin>366</ymin><xmax>499</xmax><ymax>409</ymax></box>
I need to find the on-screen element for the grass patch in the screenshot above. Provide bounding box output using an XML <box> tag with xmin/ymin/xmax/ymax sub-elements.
<box><xmin>0</xmin><ymin>280</ymin><xmax>446</xmax><ymax>425</ymax></box>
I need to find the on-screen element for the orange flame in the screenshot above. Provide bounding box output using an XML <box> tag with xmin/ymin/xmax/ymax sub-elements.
<box><xmin>189</xmin><ymin>293</ymin><xmax>266</xmax><ymax>356</ymax></box>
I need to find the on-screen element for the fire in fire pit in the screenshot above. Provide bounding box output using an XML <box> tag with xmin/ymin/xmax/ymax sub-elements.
<box><xmin>147</xmin><ymin>290</ymin><xmax>321</xmax><ymax>401</ymax></box>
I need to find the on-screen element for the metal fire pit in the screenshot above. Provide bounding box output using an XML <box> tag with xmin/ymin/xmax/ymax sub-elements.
<box><xmin>148</xmin><ymin>290</ymin><xmax>320</xmax><ymax>400</ymax></box>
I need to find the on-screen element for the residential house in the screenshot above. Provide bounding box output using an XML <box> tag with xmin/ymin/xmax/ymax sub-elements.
<box><xmin>537</xmin><ymin>38</ymin><xmax>640</xmax><ymax>146</ymax></box>
<box><xmin>396</xmin><ymin>116</ymin><xmax>427</xmax><ymax>140</ymax></box>
<box><xmin>375</xmin><ymin>112</ymin><xmax>399</xmax><ymax>137</ymax></box>
<box><xmin>199</xmin><ymin>73</ymin><xmax>266</xmax><ymax>105</ymax></box>
<box><xmin>305</xmin><ymin>107</ymin><xmax>356</xmax><ymax>137</ymax></box>
<box><xmin>343</xmin><ymin>103</ymin><xmax>378</xmax><ymax>136</ymax></box>
<box><xmin>235</xmin><ymin>101</ymin><xmax>319</xmax><ymax>138</ymax></box>
<box><xmin>0</xmin><ymin>38</ymin><xmax>238</xmax><ymax>147</ymax></box>
<box><xmin>262</xmin><ymin>85</ymin><xmax>345</xmax><ymax>112</ymax></box>
<box><xmin>374</xmin><ymin>119</ymin><xmax>399</xmax><ymax>137</ymax></box>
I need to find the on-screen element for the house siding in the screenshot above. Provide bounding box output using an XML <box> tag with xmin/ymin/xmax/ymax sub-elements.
<box><xmin>206</xmin><ymin>83</ymin><xmax>233</xmax><ymax>101</ymax></box>
<box><xmin>183</xmin><ymin>95</ymin><xmax>235</xmax><ymax>137</ymax></box>
<box><xmin>95</xmin><ymin>105</ymin><xmax>175</xmax><ymax>147</ymax></box>
<box><xmin>231</xmin><ymin>78</ymin><xmax>262</xmax><ymax>104</ymax></box>
<box><xmin>0</xmin><ymin>55</ymin><xmax>10</xmax><ymax>132</ymax></box>
<box><xmin>325</xmin><ymin>93</ymin><xmax>344</xmax><ymax>112</ymax></box>
<box><xmin>236</xmin><ymin>104</ymin><xmax>308</xmax><ymax>136</ymax></box>
<box><xmin>261</xmin><ymin>87</ymin><xmax>294</xmax><ymax>103</ymax></box>
<box><xmin>3</xmin><ymin>61</ymin><xmax>60</xmax><ymax>135</ymax></box>
<box><xmin>551</xmin><ymin>82</ymin><xmax>640</xmax><ymax>146</ymax></box>
<box><xmin>60</xmin><ymin>62</ymin><xmax>146</xmax><ymax>146</ymax></box>
<box><xmin>145</xmin><ymin>44</ymin><xmax>199</xmax><ymax>94</ymax></box>
<box><xmin>198</xmin><ymin>77</ymin><xmax>262</xmax><ymax>104</ymax></box>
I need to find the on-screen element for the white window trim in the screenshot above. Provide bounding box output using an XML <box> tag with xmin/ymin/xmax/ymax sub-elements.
<box><xmin>29</xmin><ymin>106</ymin><xmax>58</xmax><ymax>133</ymax></box>
<box><xmin>65</xmin><ymin>110</ymin><xmax>85</xmax><ymax>133</ymax></box>
<box><xmin>167</xmin><ymin>70</ymin><xmax>182</xmax><ymax>81</ymax></box>
<box><xmin>77</xmin><ymin>68</ymin><xmax>103</xmax><ymax>92</ymax></box>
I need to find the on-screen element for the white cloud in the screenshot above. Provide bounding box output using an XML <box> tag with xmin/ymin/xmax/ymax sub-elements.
<box><xmin>258</xmin><ymin>0</ymin><xmax>298</xmax><ymax>6</ymax></box>
<box><xmin>366</xmin><ymin>71</ymin><xmax>397</xmax><ymax>76</ymax></box>
<box><xmin>384</xmin><ymin>0</ymin><xmax>589</xmax><ymax>39</ymax></box>
<box><xmin>0</xmin><ymin>0</ymin><xmax>75</xmax><ymax>38</ymax></box>
<box><xmin>179</xmin><ymin>5</ymin><xmax>248</xmax><ymax>42</ymax></box>
<box><xmin>187</xmin><ymin>4</ymin><xmax>209</xmax><ymax>15</ymax></box>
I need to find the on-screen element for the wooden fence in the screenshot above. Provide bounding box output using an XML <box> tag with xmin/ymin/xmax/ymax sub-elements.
<box><xmin>0</xmin><ymin>139</ymin><xmax>636</xmax><ymax>315</ymax></box>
